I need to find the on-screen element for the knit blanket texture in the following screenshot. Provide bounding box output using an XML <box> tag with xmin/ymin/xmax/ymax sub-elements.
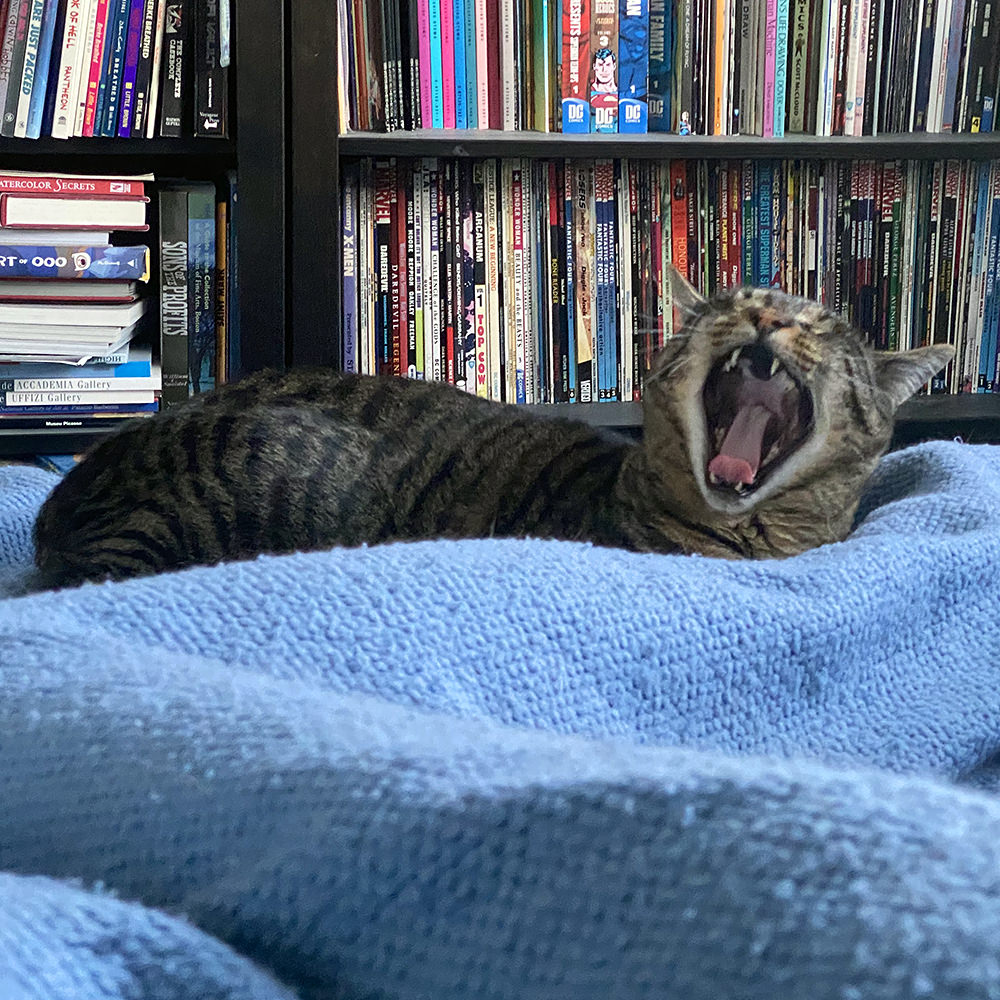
<box><xmin>1</xmin><ymin>440</ymin><xmax>1000</xmax><ymax>999</ymax></box>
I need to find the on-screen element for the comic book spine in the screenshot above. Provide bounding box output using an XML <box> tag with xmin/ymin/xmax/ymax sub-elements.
<box><xmin>3</xmin><ymin>0</ymin><xmax>33</xmax><ymax>138</ymax></box>
<box><xmin>553</xmin><ymin>162</ymin><xmax>570</xmax><ymax>401</ymax></box>
<box><xmin>440</xmin><ymin>0</ymin><xmax>456</xmax><ymax>126</ymax></box>
<box><xmin>771</xmin><ymin>0</ymin><xmax>788</xmax><ymax>136</ymax></box>
<box><xmin>590</xmin><ymin>0</ymin><xmax>617</xmax><ymax>130</ymax></box>
<box><xmin>427</xmin><ymin>0</ymin><xmax>444</xmax><ymax>126</ymax></box>
<box><xmin>472</xmin><ymin>161</ymin><xmax>489</xmax><ymax>396</ymax></box>
<box><xmin>459</xmin><ymin>162</ymin><xmax>476</xmax><ymax>392</ymax></box>
<box><xmin>593</xmin><ymin>160</ymin><xmax>614</xmax><ymax>398</ymax></box>
<box><xmin>963</xmin><ymin>163</ymin><xmax>990</xmax><ymax>387</ymax></box>
<box><xmin>616</xmin><ymin>160</ymin><xmax>633</xmax><ymax>400</ymax></box>
<box><xmin>564</xmin><ymin>160</ymin><xmax>577</xmax><ymax>400</ymax></box>
<box><xmin>561</xmin><ymin>0</ymin><xmax>589</xmax><ymax>130</ymax></box>
<box><xmin>342</xmin><ymin>163</ymin><xmax>359</xmax><ymax>373</ymax></box>
<box><xmin>392</xmin><ymin>165</ymin><xmax>406</xmax><ymax>379</ymax></box>
<box><xmin>484</xmin><ymin>159</ymin><xmax>502</xmax><ymax>399</ymax></box>
<box><xmin>842</xmin><ymin>0</ymin><xmax>862</xmax><ymax>136</ymax></box>
<box><xmin>98</xmin><ymin>0</ymin><xmax>127</xmax><ymax>135</ymax></box>
<box><xmin>474</xmin><ymin>0</ymin><xmax>488</xmax><ymax>126</ymax></box>
<box><xmin>940</xmin><ymin>0</ymin><xmax>967</xmax><ymax>131</ymax></box>
<box><xmin>760</xmin><ymin>0</ymin><xmax>776</xmax><ymax>136</ymax></box>
<box><xmin>499</xmin><ymin>0</ymin><xmax>516</xmax><ymax>127</ymax></box>
<box><xmin>374</xmin><ymin>160</ymin><xmax>393</xmax><ymax>376</ymax></box>
<box><xmin>412</xmin><ymin>162</ymin><xmax>426</xmax><ymax>379</ymax></box>
<box><xmin>852</xmin><ymin>0</ymin><xmax>873</xmax><ymax>134</ymax></box>
<box><xmin>647</xmin><ymin>0</ymin><xmax>669</xmax><ymax>129</ymax></box>
<box><xmin>980</xmin><ymin>166</ymin><xmax>1000</xmax><ymax>390</ymax></box>
<box><xmin>78</xmin><ymin>0</ymin><xmax>110</xmax><ymax>136</ymax></box>
<box><xmin>510</xmin><ymin>161</ymin><xmax>526</xmax><ymax>402</ymax></box>
<box><xmin>452</xmin><ymin>0</ymin><xmax>467</xmax><ymax>126</ymax></box>
<box><xmin>618</xmin><ymin>0</ymin><xmax>647</xmax><ymax>131</ymax></box>
<box><xmin>523</xmin><ymin>161</ymin><xmax>538</xmax><ymax>401</ymax></box>
<box><xmin>428</xmin><ymin>161</ymin><xmax>442</xmax><ymax>381</ymax></box>
<box><xmin>572</xmin><ymin>162</ymin><xmax>594</xmax><ymax>400</ymax></box>
<box><xmin>911</xmin><ymin>0</ymin><xmax>937</xmax><ymax>130</ymax></box>
<box><xmin>933</xmin><ymin>162</ymin><xmax>960</xmax><ymax>381</ymax></box>
<box><xmin>404</xmin><ymin>166</ymin><xmax>418</xmax><ymax>378</ymax></box>
<box><xmin>441</xmin><ymin>160</ymin><xmax>456</xmax><ymax>385</ymax></box>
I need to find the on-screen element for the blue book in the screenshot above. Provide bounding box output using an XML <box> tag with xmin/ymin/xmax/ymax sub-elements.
<box><xmin>618</xmin><ymin>0</ymin><xmax>648</xmax><ymax>132</ymax></box>
<box><xmin>756</xmin><ymin>161</ymin><xmax>773</xmax><ymax>288</ymax></box>
<box><xmin>224</xmin><ymin>169</ymin><xmax>240</xmax><ymax>380</ymax></box>
<box><xmin>462</xmin><ymin>0</ymin><xmax>476</xmax><ymax>127</ymax></box>
<box><xmin>187</xmin><ymin>183</ymin><xmax>217</xmax><ymax>396</ymax></box>
<box><xmin>772</xmin><ymin>0</ymin><xmax>788</xmax><ymax>137</ymax></box>
<box><xmin>595</xmin><ymin>161</ymin><xmax>617</xmax><ymax>399</ymax></box>
<box><xmin>102</xmin><ymin>0</ymin><xmax>133</xmax><ymax>135</ymax></box>
<box><xmin>452</xmin><ymin>0</ymin><xmax>467</xmax><ymax>127</ymax></box>
<box><xmin>0</xmin><ymin>245</ymin><xmax>149</xmax><ymax>280</ymax></box>
<box><xmin>979</xmin><ymin>170</ymin><xmax>1000</xmax><ymax>392</ymax></box>
<box><xmin>26</xmin><ymin>0</ymin><xmax>58</xmax><ymax>139</ymax></box>
<box><xmin>40</xmin><ymin>0</ymin><xmax>65</xmax><ymax>136</ymax></box>
<box><xmin>564</xmin><ymin>165</ymin><xmax>577</xmax><ymax>401</ymax></box>
<box><xmin>342</xmin><ymin>163</ymin><xmax>359</xmax><ymax>373</ymax></box>
<box><xmin>0</xmin><ymin>344</ymin><xmax>154</xmax><ymax>382</ymax></box>
<box><xmin>94</xmin><ymin>0</ymin><xmax>128</xmax><ymax>136</ymax></box>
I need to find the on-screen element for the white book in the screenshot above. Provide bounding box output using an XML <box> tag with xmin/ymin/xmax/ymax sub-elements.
<box><xmin>0</xmin><ymin>279</ymin><xmax>137</xmax><ymax>300</ymax></box>
<box><xmin>50</xmin><ymin>0</ymin><xmax>94</xmax><ymax>138</ymax></box>
<box><xmin>3</xmin><ymin>388</ymin><xmax>154</xmax><ymax>406</ymax></box>
<box><xmin>0</xmin><ymin>228</ymin><xmax>112</xmax><ymax>243</ymax></box>
<box><xmin>144</xmin><ymin>0</ymin><xmax>168</xmax><ymax>138</ymax></box>
<box><xmin>0</xmin><ymin>297</ymin><xmax>147</xmax><ymax>327</ymax></box>
<box><xmin>72</xmin><ymin>0</ymin><xmax>100</xmax><ymax>136</ymax></box>
<box><xmin>4</xmin><ymin>373</ymin><xmax>158</xmax><ymax>391</ymax></box>
<box><xmin>1</xmin><ymin>195</ymin><xmax>148</xmax><ymax>230</ymax></box>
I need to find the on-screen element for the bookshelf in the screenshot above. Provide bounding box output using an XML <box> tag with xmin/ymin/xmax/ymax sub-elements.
<box><xmin>294</xmin><ymin>0</ymin><xmax>1000</xmax><ymax>448</ymax></box>
<box><xmin>0</xmin><ymin>0</ymin><xmax>287</xmax><ymax>458</ymax></box>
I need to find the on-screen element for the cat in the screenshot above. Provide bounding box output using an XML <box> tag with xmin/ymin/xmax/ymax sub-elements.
<box><xmin>33</xmin><ymin>270</ymin><xmax>953</xmax><ymax>587</ymax></box>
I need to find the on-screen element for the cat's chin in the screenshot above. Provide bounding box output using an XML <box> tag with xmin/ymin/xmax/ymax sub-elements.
<box><xmin>699</xmin><ymin>341</ymin><xmax>815</xmax><ymax>506</ymax></box>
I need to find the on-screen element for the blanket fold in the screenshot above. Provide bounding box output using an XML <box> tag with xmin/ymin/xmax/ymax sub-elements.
<box><xmin>1</xmin><ymin>440</ymin><xmax>999</xmax><ymax>999</ymax></box>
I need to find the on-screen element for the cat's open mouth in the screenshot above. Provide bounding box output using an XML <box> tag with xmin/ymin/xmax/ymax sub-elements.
<box><xmin>702</xmin><ymin>342</ymin><xmax>814</xmax><ymax>494</ymax></box>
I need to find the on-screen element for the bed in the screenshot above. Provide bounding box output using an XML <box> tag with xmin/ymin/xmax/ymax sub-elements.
<box><xmin>1</xmin><ymin>439</ymin><xmax>1000</xmax><ymax>999</ymax></box>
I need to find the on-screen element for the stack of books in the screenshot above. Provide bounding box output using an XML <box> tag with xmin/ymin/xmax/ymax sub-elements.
<box><xmin>0</xmin><ymin>0</ymin><xmax>229</xmax><ymax>141</ymax></box>
<box><xmin>0</xmin><ymin>168</ymin><xmax>159</xmax><ymax>429</ymax></box>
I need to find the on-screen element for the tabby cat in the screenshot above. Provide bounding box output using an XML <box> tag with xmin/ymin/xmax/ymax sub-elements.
<box><xmin>34</xmin><ymin>271</ymin><xmax>953</xmax><ymax>587</ymax></box>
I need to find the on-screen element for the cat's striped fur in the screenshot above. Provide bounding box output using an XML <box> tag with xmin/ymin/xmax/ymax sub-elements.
<box><xmin>34</xmin><ymin>275</ymin><xmax>953</xmax><ymax>587</ymax></box>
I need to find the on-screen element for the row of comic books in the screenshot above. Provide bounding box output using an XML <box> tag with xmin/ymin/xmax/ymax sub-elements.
<box><xmin>341</xmin><ymin>156</ymin><xmax>1000</xmax><ymax>402</ymax></box>
<box><xmin>337</xmin><ymin>0</ymin><xmax>1000</xmax><ymax>135</ymax></box>
<box><xmin>0</xmin><ymin>0</ymin><xmax>228</xmax><ymax>141</ymax></box>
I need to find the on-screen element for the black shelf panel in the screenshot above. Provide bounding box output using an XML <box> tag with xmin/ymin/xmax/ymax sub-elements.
<box><xmin>527</xmin><ymin>394</ymin><xmax>1000</xmax><ymax>444</ymax></box>
<box><xmin>0</xmin><ymin>137</ymin><xmax>236</xmax><ymax>159</ymax></box>
<box><xmin>338</xmin><ymin>130</ymin><xmax>1000</xmax><ymax>161</ymax></box>
<box><xmin>0</xmin><ymin>423</ymin><xmax>123</xmax><ymax>458</ymax></box>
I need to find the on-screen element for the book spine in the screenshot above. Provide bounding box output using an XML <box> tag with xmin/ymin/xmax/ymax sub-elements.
<box><xmin>452</xmin><ymin>0</ymin><xmax>467</xmax><ymax>127</ymax></box>
<box><xmin>78</xmin><ymin>0</ymin><xmax>107</xmax><ymax>135</ymax></box>
<box><xmin>499</xmin><ymin>0</ymin><xmax>517</xmax><ymax>127</ymax></box>
<box><xmin>440</xmin><ymin>0</ymin><xmax>456</xmax><ymax>126</ymax></box>
<box><xmin>459</xmin><ymin>162</ymin><xmax>476</xmax><ymax>389</ymax></box>
<box><xmin>187</xmin><ymin>184</ymin><xmax>216</xmax><ymax>395</ymax></box>
<box><xmin>941</xmin><ymin>0</ymin><xmax>968</xmax><ymax>131</ymax></box>
<box><xmin>24</xmin><ymin>0</ymin><xmax>58</xmax><ymax>137</ymax></box>
<box><xmin>0</xmin><ymin>0</ymin><xmax>22</xmax><ymax>118</ymax></box>
<box><xmin>193</xmin><ymin>0</ymin><xmax>225</xmax><ymax>135</ymax></box>
<box><xmin>485</xmin><ymin>0</ymin><xmax>501</xmax><ymax>126</ymax></box>
<box><xmin>405</xmin><ymin>165</ymin><xmax>418</xmax><ymax>376</ymax></box>
<box><xmin>911</xmin><ymin>0</ymin><xmax>938</xmax><ymax>130</ymax></box>
<box><xmin>471</xmin><ymin>161</ymin><xmax>487</xmax><ymax>394</ymax></box>
<box><xmin>128</xmin><ymin>0</ymin><xmax>155</xmax><ymax>134</ymax></box>
<box><xmin>473</xmin><ymin>0</ymin><xmax>487</xmax><ymax>126</ymax></box>
<box><xmin>647</xmin><ymin>0</ymin><xmax>668</xmax><ymax>130</ymax></box>
<box><xmin>462</xmin><ymin>0</ymin><xmax>476</xmax><ymax>126</ymax></box>
<box><xmin>13</xmin><ymin>0</ymin><xmax>46</xmax><ymax>137</ymax></box>
<box><xmin>411</xmin><ymin>163</ymin><xmax>425</xmax><ymax>379</ymax></box>
<box><xmin>116</xmin><ymin>0</ymin><xmax>143</xmax><ymax>136</ymax></box>
<box><xmin>618</xmin><ymin>0</ymin><xmax>647</xmax><ymax>131</ymax></box>
<box><xmin>761</xmin><ymin>0</ymin><xmax>776</xmax><ymax>137</ymax></box>
<box><xmin>427</xmin><ymin>0</ymin><xmax>444</xmax><ymax>126</ymax></box>
<box><xmin>595</xmin><ymin>159</ymin><xmax>617</xmax><ymax>398</ymax></box>
<box><xmin>69</xmin><ymin>0</ymin><xmax>97</xmax><ymax>134</ymax></box>
<box><xmin>98</xmin><ymin>0</ymin><xmax>127</xmax><ymax>134</ymax></box>
<box><xmin>2</xmin><ymin>0</ymin><xmax>31</xmax><ymax>137</ymax></box>
<box><xmin>484</xmin><ymin>159</ymin><xmax>501</xmax><ymax>398</ymax></box>
<box><xmin>159</xmin><ymin>185</ymin><xmax>189</xmax><ymax>408</ymax></box>
<box><xmin>772</xmin><ymin>0</ymin><xmax>788</xmax><ymax>136</ymax></box>
<box><xmin>590</xmin><ymin>0</ymin><xmax>617</xmax><ymax>130</ymax></box>
<box><xmin>787</xmin><ymin>0</ymin><xmax>808</xmax><ymax>131</ymax></box>
<box><xmin>341</xmin><ymin>163</ymin><xmax>358</xmax><ymax>373</ymax></box>
<box><xmin>155</xmin><ymin>0</ymin><xmax>184</xmax><ymax>135</ymax></box>
<box><xmin>0</xmin><ymin>244</ymin><xmax>149</xmax><ymax>278</ymax></box>
<box><xmin>561</xmin><ymin>0</ymin><xmax>589</xmax><ymax>130</ymax></box>
<box><xmin>573</xmin><ymin>161</ymin><xmax>595</xmax><ymax>401</ymax></box>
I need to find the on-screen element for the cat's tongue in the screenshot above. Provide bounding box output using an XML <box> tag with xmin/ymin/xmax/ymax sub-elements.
<box><xmin>708</xmin><ymin>403</ymin><xmax>773</xmax><ymax>486</ymax></box>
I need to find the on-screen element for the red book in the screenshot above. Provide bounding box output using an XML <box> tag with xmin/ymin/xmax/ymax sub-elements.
<box><xmin>0</xmin><ymin>174</ymin><xmax>146</xmax><ymax>196</ymax></box>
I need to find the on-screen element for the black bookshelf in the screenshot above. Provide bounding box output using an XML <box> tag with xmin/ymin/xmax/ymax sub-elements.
<box><xmin>527</xmin><ymin>395</ymin><xmax>1000</xmax><ymax>447</ymax></box>
<box><xmin>0</xmin><ymin>0</ymin><xmax>287</xmax><ymax>458</ymax></box>
<box><xmin>337</xmin><ymin>130</ymin><xmax>1000</xmax><ymax>161</ymax></box>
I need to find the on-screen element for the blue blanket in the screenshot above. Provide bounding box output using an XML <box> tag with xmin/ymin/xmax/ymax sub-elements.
<box><xmin>2</xmin><ymin>441</ymin><xmax>1000</xmax><ymax>999</ymax></box>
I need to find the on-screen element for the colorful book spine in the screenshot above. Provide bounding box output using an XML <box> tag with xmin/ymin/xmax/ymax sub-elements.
<box><xmin>647</xmin><ymin>0</ymin><xmax>669</xmax><ymax>130</ymax></box>
<box><xmin>116</xmin><ymin>0</ymin><xmax>143</xmax><ymax>136</ymax></box>
<box><xmin>0</xmin><ymin>244</ymin><xmax>149</xmax><ymax>278</ymax></box>
<box><xmin>564</xmin><ymin>160</ymin><xmax>577</xmax><ymax>400</ymax></box>
<box><xmin>12</xmin><ymin>0</ymin><xmax>46</xmax><ymax>138</ymax></box>
<box><xmin>79</xmin><ymin>0</ymin><xmax>109</xmax><ymax>136</ymax></box>
<box><xmin>440</xmin><ymin>0</ymin><xmax>456</xmax><ymax>126</ymax></box>
<box><xmin>772</xmin><ymin>0</ymin><xmax>788</xmax><ymax>137</ymax></box>
<box><xmin>590</xmin><ymin>0</ymin><xmax>617</xmax><ymax>131</ymax></box>
<box><xmin>3</xmin><ymin>0</ymin><xmax>33</xmax><ymax>138</ymax></box>
<box><xmin>129</xmin><ymin>0</ymin><xmax>157</xmax><ymax>135</ymax></box>
<box><xmin>561</xmin><ymin>0</ymin><xmax>589</xmax><ymax>131</ymax></box>
<box><xmin>473</xmin><ymin>0</ymin><xmax>487</xmax><ymax>126</ymax></box>
<box><xmin>187</xmin><ymin>183</ymin><xmax>216</xmax><ymax>395</ymax></box>
<box><xmin>618</xmin><ymin>0</ymin><xmax>647</xmax><ymax>131</ymax></box>
<box><xmin>461</xmin><ymin>0</ymin><xmax>476</xmax><ymax>126</ymax></box>
<box><xmin>99</xmin><ymin>0</ymin><xmax>128</xmax><ymax>136</ymax></box>
<box><xmin>594</xmin><ymin>159</ymin><xmax>617</xmax><ymax>398</ymax></box>
<box><xmin>25</xmin><ymin>0</ymin><xmax>59</xmax><ymax>138</ymax></box>
<box><xmin>451</xmin><ymin>0</ymin><xmax>466</xmax><ymax>126</ymax></box>
<box><xmin>342</xmin><ymin>163</ymin><xmax>358</xmax><ymax>373</ymax></box>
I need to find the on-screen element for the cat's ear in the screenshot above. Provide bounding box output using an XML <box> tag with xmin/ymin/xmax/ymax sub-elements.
<box><xmin>874</xmin><ymin>345</ymin><xmax>956</xmax><ymax>407</ymax></box>
<box><xmin>668</xmin><ymin>265</ymin><xmax>707</xmax><ymax>319</ymax></box>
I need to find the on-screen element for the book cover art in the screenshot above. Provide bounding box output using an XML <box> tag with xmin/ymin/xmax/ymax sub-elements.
<box><xmin>590</xmin><ymin>0</ymin><xmax>618</xmax><ymax>130</ymax></box>
<box><xmin>0</xmin><ymin>244</ymin><xmax>148</xmax><ymax>279</ymax></box>
<box><xmin>618</xmin><ymin>0</ymin><xmax>647</xmax><ymax>131</ymax></box>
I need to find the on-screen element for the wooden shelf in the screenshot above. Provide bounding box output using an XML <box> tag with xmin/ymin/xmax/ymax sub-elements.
<box><xmin>338</xmin><ymin>129</ymin><xmax>1000</xmax><ymax>161</ymax></box>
